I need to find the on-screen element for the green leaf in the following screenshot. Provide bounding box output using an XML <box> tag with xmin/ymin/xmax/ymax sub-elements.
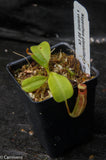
<box><xmin>30</xmin><ymin>41</ymin><xmax>51</xmax><ymax>68</ymax></box>
<box><xmin>48</xmin><ymin>72</ymin><xmax>74</xmax><ymax>102</ymax></box>
<box><xmin>21</xmin><ymin>75</ymin><xmax>47</xmax><ymax>92</ymax></box>
<box><xmin>67</xmin><ymin>69</ymin><xmax>75</xmax><ymax>76</ymax></box>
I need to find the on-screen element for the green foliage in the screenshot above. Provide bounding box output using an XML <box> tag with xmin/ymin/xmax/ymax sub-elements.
<box><xmin>67</xmin><ymin>69</ymin><xmax>75</xmax><ymax>76</ymax></box>
<box><xmin>21</xmin><ymin>41</ymin><xmax>87</xmax><ymax>118</ymax></box>
<box><xmin>22</xmin><ymin>75</ymin><xmax>47</xmax><ymax>92</ymax></box>
<box><xmin>30</xmin><ymin>41</ymin><xmax>50</xmax><ymax>69</ymax></box>
<box><xmin>48</xmin><ymin>72</ymin><xmax>74</xmax><ymax>102</ymax></box>
<box><xmin>23</xmin><ymin>41</ymin><xmax>74</xmax><ymax>103</ymax></box>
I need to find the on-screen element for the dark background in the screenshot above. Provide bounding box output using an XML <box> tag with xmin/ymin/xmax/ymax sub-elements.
<box><xmin>0</xmin><ymin>0</ymin><xmax>106</xmax><ymax>43</ymax></box>
<box><xmin>0</xmin><ymin>0</ymin><xmax>106</xmax><ymax>160</ymax></box>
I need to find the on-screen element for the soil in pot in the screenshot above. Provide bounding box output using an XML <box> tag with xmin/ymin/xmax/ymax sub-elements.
<box><xmin>12</xmin><ymin>51</ymin><xmax>94</xmax><ymax>102</ymax></box>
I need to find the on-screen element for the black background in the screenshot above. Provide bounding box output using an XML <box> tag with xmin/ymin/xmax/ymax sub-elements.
<box><xmin>0</xmin><ymin>0</ymin><xmax>106</xmax><ymax>43</ymax></box>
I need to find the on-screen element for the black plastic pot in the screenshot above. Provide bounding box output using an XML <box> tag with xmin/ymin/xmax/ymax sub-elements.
<box><xmin>6</xmin><ymin>42</ymin><xmax>99</xmax><ymax>158</ymax></box>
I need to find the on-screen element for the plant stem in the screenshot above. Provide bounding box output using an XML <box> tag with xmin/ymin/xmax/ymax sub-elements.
<box><xmin>65</xmin><ymin>100</ymin><xmax>74</xmax><ymax>117</ymax></box>
<box><xmin>46</xmin><ymin>66</ymin><xmax>50</xmax><ymax>75</ymax></box>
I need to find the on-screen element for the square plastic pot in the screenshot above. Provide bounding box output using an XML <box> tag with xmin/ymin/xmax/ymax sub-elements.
<box><xmin>6</xmin><ymin>42</ymin><xmax>99</xmax><ymax>158</ymax></box>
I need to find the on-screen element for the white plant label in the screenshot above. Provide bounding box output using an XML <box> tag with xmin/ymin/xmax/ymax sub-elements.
<box><xmin>73</xmin><ymin>1</ymin><xmax>90</xmax><ymax>75</ymax></box>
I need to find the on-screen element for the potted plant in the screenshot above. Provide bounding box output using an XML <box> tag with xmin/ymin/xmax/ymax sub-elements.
<box><xmin>6</xmin><ymin>41</ymin><xmax>99</xmax><ymax>158</ymax></box>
